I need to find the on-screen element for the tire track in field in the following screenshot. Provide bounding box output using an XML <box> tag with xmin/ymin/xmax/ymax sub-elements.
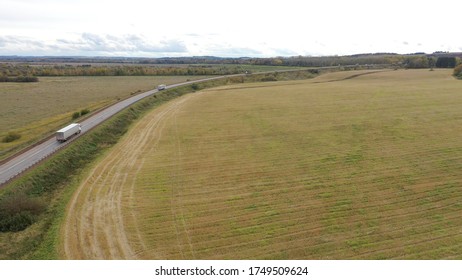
<box><xmin>312</xmin><ymin>70</ymin><xmax>390</xmax><ymax>83</ymax></box>
<box><xmin>62</xmin><ymin>93</ymin><xmax>201</xmax><ymax>259</ymax></box>
<box><xmin>170</xmin><ymin>110</ymin><xmax>196</xmax><ymax>259</ymax></box>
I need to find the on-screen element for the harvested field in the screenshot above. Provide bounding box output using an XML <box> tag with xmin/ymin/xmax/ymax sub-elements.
<box><xmin>62</xmin><ymin>69</ymin><xmax>462</xmax><ymax>259</ymax></box>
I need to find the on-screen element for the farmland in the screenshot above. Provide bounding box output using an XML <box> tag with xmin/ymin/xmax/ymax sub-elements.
<box><xmin>0</xmin><ymin>76</ymin><xmax>207</xmax><ymax>158</ymax></box>
<box><xmin>62</xmin><ymin>69</ymin><xmax>462</xmax><ymax>259</ymax></box>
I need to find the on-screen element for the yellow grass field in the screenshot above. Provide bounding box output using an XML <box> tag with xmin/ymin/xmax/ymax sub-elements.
<box><xmin>62</xmin><ymin>69</ymin><xmax>462</xmax><ymax>259</ymax></box>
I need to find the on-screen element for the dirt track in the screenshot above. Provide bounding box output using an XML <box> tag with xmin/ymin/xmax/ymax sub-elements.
<box><xmin>61</xmin><ymin>92</ymin><xmax>201</xmax><ymax>259</ymax></box>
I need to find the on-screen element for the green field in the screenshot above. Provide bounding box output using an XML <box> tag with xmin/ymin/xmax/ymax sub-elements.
<box><xmin>62</xmin><ymin>69</ymin><xmax>462</xmax><ymax>259</ymax></box>
<box><xmin>0</xmin><ymin>76</ymin><xmax>207</xmax><ymax>158</ymax></box>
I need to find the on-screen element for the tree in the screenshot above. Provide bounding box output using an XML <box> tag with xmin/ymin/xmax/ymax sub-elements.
<box><xmin>436</xmin><ymin>57</ymin><xmax>456</xmax><ymax>68</ymax></box>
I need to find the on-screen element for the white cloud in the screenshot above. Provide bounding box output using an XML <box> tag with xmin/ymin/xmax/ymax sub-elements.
<box><xmin>0</xmin><ymin>36</ymin><xmax>49</xmax><ymax>53</ymax></box>
<box><xmin>0</xmin><ymin>33</ymin><xmax>188</xmax><ymax>56</ymax></box>
<box><xmin>0</xmin><ymin>0</ymin><xmax>461</xmax><ymax>57</ymax></box>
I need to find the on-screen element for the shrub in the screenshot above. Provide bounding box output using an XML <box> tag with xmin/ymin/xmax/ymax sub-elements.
<box><xmin>2</xmin><ymin>132</ymin><xmax>21</xmax><ymax>143</ymax></box>
<box><xmin>261</xmin><ymin>75</ymin><xmax>278</xmax><ymax>82</ymax></box>
<box><xmin>227</xmin><ymin>77</ymin><xmax>244</xmax><ymax>83</ymax></box>
<box><xmin>191</xmin><ymin>83</ymin><xmax>199</xmax><ymax>90</ymax></box>
<box><xmin>71</xmin><ymin>111</ymin><xmax>81</xmax><ymax>119</ymax></box>
<box><xmin>15</xmin><ymin>76</ymin><xmax>39</xmax><ymax>83</ymax></box>
<box><xmin>0</xmin><ymin>212</ymin><xmax>36</xmax><ymax>232</ymax></box>
<box><xmin>80</xmin><ymin>108</ymin><xmax>90</xmax><ymax>116</ymax></box>
<box><xmin>0</xmin><ymin>76</ymin><xmax>38</xmax><ymax>83</ymax></box>
<box><xmin>454</xmin><ymin>64</ymin><xmax>462</xmax><ymax>79</ymax></box>
<box><xmin>0</xmin><ymin>192</ymin><xmax>45</xmax><ymax>232</ymax></box>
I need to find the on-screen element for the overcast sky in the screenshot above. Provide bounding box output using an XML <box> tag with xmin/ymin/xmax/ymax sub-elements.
<box><xmin>0</xmin><ymin>0</ymin><xmax>460</xmax><ymax>57</ymax></box>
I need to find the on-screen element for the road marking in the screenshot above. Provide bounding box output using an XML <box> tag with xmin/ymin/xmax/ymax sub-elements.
<box><xmin>0</xmin><ymin>141</ymin><xmax>57</xmax><ymax>174</ymax></box>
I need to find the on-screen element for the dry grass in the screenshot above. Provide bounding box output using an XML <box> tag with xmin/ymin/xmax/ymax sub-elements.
<box><xmin>0</xmin><ymin>76</ymin><xmax>207</xmax><ymax>157</ymax></box>
<box><xmin>62</xmin><ymin>69</ymin><xmax>462</xmax><ymax>259</ymax></box>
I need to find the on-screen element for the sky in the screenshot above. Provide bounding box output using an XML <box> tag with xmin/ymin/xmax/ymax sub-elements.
<box><xmin>0</xmin><ymin>0</ymin><xmax>461</xmax><ymax>58</ymax></box>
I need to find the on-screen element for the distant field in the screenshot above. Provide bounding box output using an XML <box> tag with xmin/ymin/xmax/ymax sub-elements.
<box><xmin>62</xmin><ymin>69</ymin><xmax>462</xmax><ymax>259</ymax></box>
<box><xmin>0</xmin><ymin>76</ymin><xmax>207</xmax><ymax>157</ymax></box>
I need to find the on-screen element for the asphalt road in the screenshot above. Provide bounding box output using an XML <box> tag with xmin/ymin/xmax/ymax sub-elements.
<box><xmin>0</xmin><ymin>76</ymin><xmax>231</xmax><ymax>186</ymax></box>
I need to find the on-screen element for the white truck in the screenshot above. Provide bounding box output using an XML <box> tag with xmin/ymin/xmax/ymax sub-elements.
<box><xmin>56</xmin><ymin>123</ymin><xmax>81</xmax><ymax>142</ymax></box>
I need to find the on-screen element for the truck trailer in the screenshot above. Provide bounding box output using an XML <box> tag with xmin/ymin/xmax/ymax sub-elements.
<box><xmin>56</xmin><ymin>123</ymin><xmax>81</xmax><ymax>142</ymax></box>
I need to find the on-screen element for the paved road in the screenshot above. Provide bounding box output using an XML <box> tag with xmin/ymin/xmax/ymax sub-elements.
<box><xmin>0</xmin><ymin>76</ymin><xmax>232</xmax><ymax>186</ymax></box>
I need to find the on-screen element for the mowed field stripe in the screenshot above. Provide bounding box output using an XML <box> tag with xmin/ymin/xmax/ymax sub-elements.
<box><xmin>62</xmin><ymin>93</ymin><xmax>202</xmax><ymax>259</ymax></box>
<box><xmin>62</xmin><ymin>69</ymin><xmax>462</xmax><ymax>259</ymax></box>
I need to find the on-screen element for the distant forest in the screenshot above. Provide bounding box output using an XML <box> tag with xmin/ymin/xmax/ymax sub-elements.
<box><xmin>0</xmin><ymin>64</ymin><xmax>243</xmax><ymax>78</ymax></box>
<box><xmin>1</xmin><ymin>52</ymin><xmax>461</xmax><ymax>81</ymax></box>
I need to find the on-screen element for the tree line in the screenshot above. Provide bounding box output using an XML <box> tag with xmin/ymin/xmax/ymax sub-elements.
<box><xmin>0</xmin><ymin>64</ymin><xmax>245</xmax><ymax>78</ymax></box>
<box><xmin>130</xmin><ymin>53</ymin><xmax>462</xmax><ymax>68</ymax></box>
<box><xmin>1</xmin><ymin>52</ymin><xmax>461</xmax><ymax>81</ymax></box>
<box><xmin>243</xmin><ymin>54</ymin><xmax>461</xmax><ymax>69</ymax></box>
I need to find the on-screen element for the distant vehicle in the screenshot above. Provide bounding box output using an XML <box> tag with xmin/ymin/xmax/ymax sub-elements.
<box><xmin>56</xmin><ymin>123</ymin><xmax>81</xmax><ymax>142</ymax></box>
<box><xmin>157</xmin><ymin>84</ymin><xmax>166</xmax><ymax>91</ymax></box>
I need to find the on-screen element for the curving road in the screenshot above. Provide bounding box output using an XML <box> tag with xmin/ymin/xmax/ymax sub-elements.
<box><xmin>0</xmin><ymin>75</ymin><xmax>235</xmax><ymax>186</ymax></box>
